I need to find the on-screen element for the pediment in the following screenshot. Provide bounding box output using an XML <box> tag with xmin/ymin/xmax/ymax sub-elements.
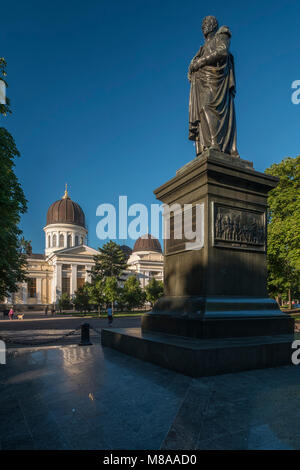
<box><xmin>48</xmin><ymin>244</ymin><xmax>98</xmax><ymax>259</ymax></box>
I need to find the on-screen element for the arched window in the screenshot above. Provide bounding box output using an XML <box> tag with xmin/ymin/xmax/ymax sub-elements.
<box><xmin>75</xmin><ymin>235</ymin><xmax>79</xmax><ymax>246</ymax></box>
<box><xmin>59</xmin><ymin>234</ymin><xmax>64</xmax><ymax>247</ymax></box>
<box><xmin>67</xmin><ymin>235</ymin><xmax>72</xmax><ymax>248</ymax></box>
<box><xmin>53</xmin><ymin>234</ymin><xmax>57</xmax><ymax>247</ymax></box>
<box><xmin>48</xmin><ymin>235</ymin><xmax>51</xmax><ymax>248</ymax></box>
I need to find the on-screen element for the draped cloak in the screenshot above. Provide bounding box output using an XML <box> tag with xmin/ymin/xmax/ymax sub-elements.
<box><xmin>188</xmin><ymin>26</ymin><xmax>239</xmax><ymax>156</ymax></box>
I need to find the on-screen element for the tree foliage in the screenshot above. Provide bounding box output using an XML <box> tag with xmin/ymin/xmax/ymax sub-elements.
<box><xmin>57</xmin><ymin>292</ymin><xmax>72</xmax><ymax>312</ymax></box>
<box><xmin>145</xmin><ymin>278</ymin><xmax>164</xmax><ymax>306</ymax></box>
<box><xmin>19</xmin><ymin>237</ymin><xmax>32</xmax><ymax>255</ymax></box>
<box><xmin>88</xmin><ymin>278</ymin><xmax>105</xmax><ymax>313</ymax></box>
<box><xmin>0</xmin><ymin>127</ymin><xmax>28</xmax><ymax>300</ymax></box>
<box><xmin>91</xmin><ymin>241</ymin><xmax>127</xmax><ymax>280</ymax></box>
<box><xmin>265</xmin><ymin>156</ymin><xmax>300</xmax><ymax>303</ymax></box>
<box><xmin>103</xmin><ymin>276</ymin><xmax>120</xmax><ymax>312</ymax></box>
<box><xmin>122</xmin><ymin>275</ymin><xmax>146</xmax><ymax>311</ymax></box>
<box><xmin>73</xmin><ymin>284</ymin><xmax>91</xmax><ymax>314</ymax></box>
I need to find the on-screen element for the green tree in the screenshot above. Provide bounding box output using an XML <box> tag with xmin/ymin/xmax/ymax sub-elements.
<box><xmin>266</xmin><ymin>156</ymin><xmax>300</xmax><ymax>308</ymax></box>
<box><xmin>73</xmin><ymin>284</ymin><xmax>91</xmax><ymax>314</ymax></box>
<box><xmin>0</xmin><ymin>59</ymin><xmax>27</xmax><ymax>300</ymax></box>
<box><xmin>0</xmin><ymin>127</ymin><xmax>28</xmax><ymax>300</ymax></box>
<box><xmin>104</xmin><ymin>276</ymin><xmax>120</xmax><ymax>313</ymax></box>
<box><xmin>145</xmin><ymin>278</ymin><xmax>164</xmax><ymax>307</ymax></box>
<box><xmin>123</xmin><ymin>275</ymin><xmax>146</xmax><ymax>311</ymax></box>
<box><xmin>88</xmin><ymin>279</ymin><xmax>105</xmax><ymax>314</ymax></box>
<box><xmin>91</xmin><ymin>241</ymin><xmax>127</xmax><ymax>280</ymax></box>
<box><xmin>19</xmin><ymin>237</ymin><xmax>32</xmax><ymax>255</ymax></box>
<box><xmin>57</xmin><ymin>293</ymin><xmax>71</xmax><ymax>312</ymax></box>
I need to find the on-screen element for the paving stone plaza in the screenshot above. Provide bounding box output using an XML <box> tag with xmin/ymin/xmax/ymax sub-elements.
<box><xmin>0</xmin><ymin>316</ymin><xmax>300</xmax><ymax>450</ymax></box>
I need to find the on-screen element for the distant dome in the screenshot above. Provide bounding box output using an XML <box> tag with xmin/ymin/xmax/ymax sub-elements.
<box><xmin>46</xmin><ymin>186</ymin><xmax>85</xmax><ymax>228</ymax></box>
<box><xmin>133</xmin><ymin>234</ymin><xmax>162</xmax><ymax>253</ymax></box>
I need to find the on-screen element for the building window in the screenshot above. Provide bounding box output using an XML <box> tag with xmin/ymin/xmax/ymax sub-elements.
<box><xmin>28</xmin><ymin>278</ymin><xmax>37</xmax><ymax>298</ymax></box>
<box><xmin>62</xmin><ymin>264</ymin><xmax>71</xmax><ymax>274</ymax></box>
<box><xmin>62</xmin><ymin>277</ymin><xmax>70</xmax><ymax>295</ymax></box>
<box><xmin>59</xmin><ymin>234</ymin><xmax>64</xmax><ymax>247</ymax></box>
<box><xmin>67</xmin><ymin>235</ymin><xmax>72</xmax><ymax>248</ymax></box>
<box><xmin>75</xmin><ymin>235</ymin><xmax>79</xmax><ymax>246</ymax></box>
<box><xmin>53</xmin><ymin>234</ymin><xmax>57</xmax><ymax>247</ymax></box>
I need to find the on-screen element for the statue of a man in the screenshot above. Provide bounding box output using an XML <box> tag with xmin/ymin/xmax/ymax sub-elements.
<box><xmin>188</xmin><ymin>16</ymin><xmax>239</xmax><ymax>157</ymax></box>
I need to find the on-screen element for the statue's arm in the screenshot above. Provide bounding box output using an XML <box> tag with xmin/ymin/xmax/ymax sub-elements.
<box><xmin>193</xmin><ymin>27</ymin><xmax>231</xmax><ymax>70</ymax></box>
<box><xmin>187</xmin><ymin>48</ymin><xmax>202</xmax><ymax>81</ymax></box>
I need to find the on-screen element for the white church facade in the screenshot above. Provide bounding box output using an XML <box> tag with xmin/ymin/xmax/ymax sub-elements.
<box><xmin>7</xmin><ymin>187</ymin><xmax>164</xmax><ymax>309</ymax></box>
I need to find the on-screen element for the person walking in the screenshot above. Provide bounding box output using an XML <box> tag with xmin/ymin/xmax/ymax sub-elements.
<box><xmin>107</xmin><ymin>306</ymin><xmax>113</xmax><ymax>327</ymax></box>
<box><xmin>8</xmin><ymin>307</ymin><xmax>14</xmax><ymax>320</ymax></box>
<box><xmin>51</xmin><ymin>305</ymin><xmax>56</xmax><ymax>316</ymax></box>
<box><xmin>45</xmin><ymin>305</ymin><xmax>48</xmax><ymax>316</ymax></box>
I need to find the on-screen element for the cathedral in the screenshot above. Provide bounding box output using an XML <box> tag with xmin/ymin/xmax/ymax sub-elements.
<box><xmin>7</xmin><ymin>187</ymin><xmax>164</xmax><ymax>309</ymax></box>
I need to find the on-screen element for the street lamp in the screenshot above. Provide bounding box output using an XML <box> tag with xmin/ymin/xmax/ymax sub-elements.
<box><xmin>0</xmin><ymin>77</ymin><xmax>6</xmax><ymax>105</ymax></box>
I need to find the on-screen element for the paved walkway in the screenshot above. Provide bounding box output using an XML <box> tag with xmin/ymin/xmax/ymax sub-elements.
<box><xmin>0</xmin><ymin>316</ymin><xmax>141</xmax><ymax>350</ymax></box>
<box><xmin>1</xmin><ymin>331</ymin><xmax>300</xmax><ymax>449</ymax></box>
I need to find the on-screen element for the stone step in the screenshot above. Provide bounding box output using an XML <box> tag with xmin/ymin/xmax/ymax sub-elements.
<box><xmin>101</xmin><ymin>327</ymin><xmax>294</xmax><ymax>378</ymax></box>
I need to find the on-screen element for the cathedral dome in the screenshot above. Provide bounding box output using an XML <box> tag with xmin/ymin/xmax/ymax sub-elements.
<box><xmin>132</xmin><ymin>234</ymin><xmax>162</xmax><ymax>253</ymax></box>
<box><xmin>46</xmin><ymin>186</ymin><xmax>85</xmax><ymax>228</ymax></box>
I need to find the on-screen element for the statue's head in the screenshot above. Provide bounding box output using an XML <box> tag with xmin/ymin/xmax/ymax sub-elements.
<box><xmin>202</xmin><ymin>15</ymin><xmax>218</xmax><ymax>38</ymax></box>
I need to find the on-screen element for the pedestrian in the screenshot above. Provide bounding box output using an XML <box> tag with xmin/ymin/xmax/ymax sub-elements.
<box><xmin>45</xmin><ymin>305</ymin><xmax>48</xmax><ymax>316</ymax></box>
<box><xmin>107</xmin><ymin>305</ymin><xmax>113</xmax><ymax>327</ymax></box>
<box><xmin>8</xmin><ymin>307</ymin><xmax>14</xmax><ymax>320</ymax></box>
<box><xmin>51</xmin><ymin>305</ymin><xmax>55</xmax><ymax>316</ymax></box>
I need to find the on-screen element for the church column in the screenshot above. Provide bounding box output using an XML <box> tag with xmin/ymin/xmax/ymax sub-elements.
<box><xmin>71</xmin><ymin>233</ymin><xmax>75</xmax><ymax>247</ymax></box>
<box><xmin>36</xmin><ymin>278</ymin><xmax>42</xmax><ymax>304</ymax></box>
<box><xmin>71</xmin><ymin>265</ymin><xmax>77</xmax><ymax>297</ymax></box>
<box><xmin>55</xmin><ymin>263</ymin><xmax>62</xmax><ymax>301</ymax></box>
<box><xmin>85</xmin><ymin>265</ymin><xmax>91</xmax><ymax>283</ymax></box>
<box><xmin>22</xmin><ymin>283</ymin><xmax>28</xmax><ymax>304</ymax></box>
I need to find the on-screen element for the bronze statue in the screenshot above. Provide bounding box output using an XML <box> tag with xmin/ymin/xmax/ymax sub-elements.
<box><xmin>188</xmin><ymin>16</ymin><xmax>239</xmax><ymax>157</ymax></box>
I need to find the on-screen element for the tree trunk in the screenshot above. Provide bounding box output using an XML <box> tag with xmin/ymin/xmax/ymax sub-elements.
<box><xmin>288</xmin><ymin>288</ymin><xmax>292</xmax><ymax>310</ymax></box>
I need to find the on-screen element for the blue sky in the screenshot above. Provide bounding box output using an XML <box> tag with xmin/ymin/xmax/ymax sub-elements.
<box><xmin>1</xmin><ymin>0</ymin><xmax>299</xmax><ymax>252</ymax></box>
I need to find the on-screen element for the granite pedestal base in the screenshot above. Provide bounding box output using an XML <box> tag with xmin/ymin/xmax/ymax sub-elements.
<box><xmin>102</xmin><ymin>150</ymin><xmax>295</xmax><ymax>376</ymax></box>
<box><xmin>101</xmin><ymin>327</ymin><xmax>294</xmax><ymax>377</ymax></box>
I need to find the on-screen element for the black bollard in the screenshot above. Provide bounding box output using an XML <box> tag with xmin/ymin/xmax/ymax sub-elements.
<box><xmin>79</xmin><ymin>323</ymin><xmax>92</xmax><ymax>346</ymax></box>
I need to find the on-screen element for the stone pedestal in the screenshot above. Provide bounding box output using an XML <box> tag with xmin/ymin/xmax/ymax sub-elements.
<box><xmin>102</xmin><ymin>150</ymin><xmax>294</xmax><ymax>377</ymax></box>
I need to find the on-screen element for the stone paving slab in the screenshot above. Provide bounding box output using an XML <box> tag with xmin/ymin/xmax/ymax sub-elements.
<box><xmin>0</xmin><ymin>337</ymin><xmax>300</xmax><ymax>449</ymax></box>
